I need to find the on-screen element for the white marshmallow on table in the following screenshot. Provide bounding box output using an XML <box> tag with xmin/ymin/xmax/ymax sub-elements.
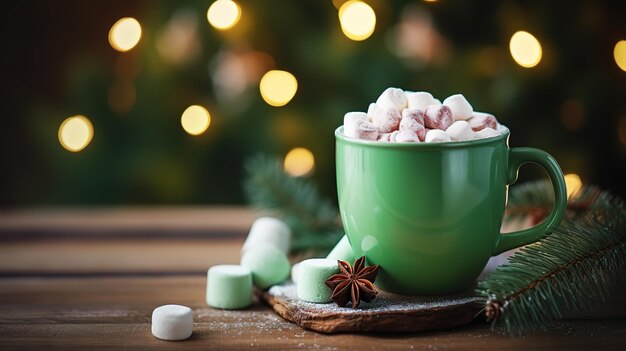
<box><xmin>151</xmin><ymin>304</ymin><xmax>193</xmax><ymax>341</ymax></box>
<box><xmin>474</xmin><ymin>127</ymin><xmax>500</xmax><ymax>139</ymax></box>
<box><xmin>241</xmin><ymin>217</ymin><xmax>291</xmax><ymax>255</ymax></box>
<box><xmin>395</xmin><ymin>130</ymin><xmax>420</xmax><ymax>142</ymax></box>
<box><xmin>343</xmin><ymin>112</ymin><xmax>368</xmax><ymax>138</ymax></box>
<box><xmin>443</xmin><ymin>94</ymin><xmax>473</xmax><ymax>121</ymax></box>
<box><xmin>367</xmin><ymin>103</ymin><xmax>401</xmax><ymax>133</ymax></box>
<box><xmin>406</xmin><ymin>91</ymin><xmax>437</xmax><ymax>111</ymax></box>
<box><xmin>375</xmin><ymin>87</ymin><xmax>408</xmax><ymax>111</ymax></box>
<box><xmin>446</xmin><ymin>120</ymin><xmax>474</xmax><ymax>141</ymax></box>
<box><xmin>425</xmin><ymin>129</ymin><xmax>452</xmax><ymax>143</ymax></box>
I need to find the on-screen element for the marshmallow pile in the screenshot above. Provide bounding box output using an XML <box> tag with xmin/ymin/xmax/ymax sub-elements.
<box><xmin>343</xmin><ymin>88</ymin><xmax>506</xmax><ymax>143</ymax></box>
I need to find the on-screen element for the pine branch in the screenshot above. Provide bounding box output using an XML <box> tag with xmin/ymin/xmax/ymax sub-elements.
<box><xmin>478</xmin><ymin>185</ymin><xmax>626</xmax><ymax>335</ymax></box>
<box><xmin>505</xmin><ymin>180</ymin><xmax>604</xmax><ymax>224</ymax></box>
<box><xmin>243</xmin><ymin>154</ymin><xmax>343</xmax><ymax>252</ymax></box>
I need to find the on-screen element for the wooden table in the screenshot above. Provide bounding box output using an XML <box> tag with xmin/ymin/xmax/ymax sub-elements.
<box><xmin>1</xmin><ymin>208</ymin><xmax>625</xmax><ymax>350</ymax></box>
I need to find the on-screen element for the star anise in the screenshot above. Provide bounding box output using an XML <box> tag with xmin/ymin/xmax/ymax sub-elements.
<box><xmin>324</xmin><ymin>256</ymin><xmax>380</xmax><ymax>308</ymax></box>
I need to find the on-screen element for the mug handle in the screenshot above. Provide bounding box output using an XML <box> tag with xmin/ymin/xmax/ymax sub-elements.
<box><xmin>492</xmin><ymin>147</ymin><xmax>567</xmax><ymax>255</ymax></box>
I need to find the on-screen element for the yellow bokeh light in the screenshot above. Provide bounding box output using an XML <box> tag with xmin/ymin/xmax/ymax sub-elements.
<box><xmin>564</xmin><ymin>173</ymin><xmax>582</xmax><ymax>198</ymax></box>
<box><xmin>109</xmin><ymin>17</ymin><xmax>142</xmax><ymax>52</ymax></box>
<box><xmin>613</xmin><ymin>40</ymin><xmax>626</xmax><ymax>72</ymax></box>
<box><xmin>284</xmin><ymin>148</ymin><xmax>315</xmax><ymax>177</ymax></box>
<box><xmin>181</xmin><ymin>105</ymin><xmax>211</xmax><ymax>135</ymax></box>
<box><xmin>339</xmin><ymin>1</ymin><xmax>376</xmax><ymax>41</ymax></box>
<box><xmin>509</xmin><ymin>31</ymin><xmax>542</xmax><ymax>68</ymax></box>
<box><xmin>259</xmin><ymin>70</ymin><xmax>298</xmax><ymax>107</ymax></box>
<box><xmin>207</xmin><ymin>0</ymin><xmax>241</xmax><ymax>30</ymax></box>
<box><xmin>58</xmin><ymin>115</ymin><xmax>94</xmax><ymax>152</ymax></box>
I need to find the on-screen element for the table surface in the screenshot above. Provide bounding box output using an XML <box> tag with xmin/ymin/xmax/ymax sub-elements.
<box><xmin>1</xmin><ymin>207</ymin><xmax>625</xmax><ymax>350</ymax></box>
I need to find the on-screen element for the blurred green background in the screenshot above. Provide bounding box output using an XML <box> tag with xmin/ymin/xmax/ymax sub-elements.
<box><xmin>2</xmin><ymin>0</ymin><xmax>626</xmax><ymax>207</ymax></box>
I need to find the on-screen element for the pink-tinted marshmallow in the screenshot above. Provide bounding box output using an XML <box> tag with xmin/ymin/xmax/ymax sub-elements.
<box><xmin>424</xmin><ymin>104</ymin><xmax>453</xmax><ymax>130</ymax></box>
<box><xmin>468</xmin><ymin>112</ymin><xmax>497</xmax><ymax>132</ymax></box>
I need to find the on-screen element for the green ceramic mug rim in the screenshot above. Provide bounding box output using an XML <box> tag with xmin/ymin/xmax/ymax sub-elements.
<box><xmin>335</xmin><ymin>125</ymin><xmax>510</xmax><ymax>149</ymax></box>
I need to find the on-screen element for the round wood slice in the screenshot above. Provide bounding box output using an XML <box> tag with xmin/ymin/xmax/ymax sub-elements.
<box><xmin>260</xmin><ymin>282</ymin><xmax>481</xmax><ymax>334</ymax></box>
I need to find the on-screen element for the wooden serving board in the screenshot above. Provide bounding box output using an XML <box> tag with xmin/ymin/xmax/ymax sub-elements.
<box><xmin>260</xmin><ymin>282</ymin><xmax>481</xmax><ymax>334</ymax></box>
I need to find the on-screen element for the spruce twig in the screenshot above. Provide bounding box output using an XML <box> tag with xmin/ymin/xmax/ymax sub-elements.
<box><xmin>477</xmin><ymin>182</ymin><xmax>626</xmax><ymax>335</ymax></box>
<box><xmin>243</xmin><ymin>154</ymin><xmax>343</xmax><ymax>252</ymax></box>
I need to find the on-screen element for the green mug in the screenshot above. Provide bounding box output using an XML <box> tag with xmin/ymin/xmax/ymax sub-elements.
<box><xmin>335</xmin><ymin>126</ymin><xmax>567</xmax><ymax>295</ymax></box>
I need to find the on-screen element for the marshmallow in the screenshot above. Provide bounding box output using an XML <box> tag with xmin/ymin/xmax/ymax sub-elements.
<box><xmin>291</xmin><ymin>262</ymin><xmax>301</xmax><ymax>284</ymax></box>
<box><xmin>433</xmin><ymin>98</ymin><xmax>442</xmax><ymax>105</ymax></box>
<box><xmin>468</xmin><ymin>112</ymin><xmax>497</xmax><ymax>131</ymax></box>
<box><xmin>343</xmin><ymin>112</ymin><xmax>368</xmax><ymax>138</ymax></box>
<box><xmin>395</xmin><ymin>130</ymin><xmax>420</xmax><ymax>142</ymax></box>
<box><xmin>406</xmin><ymin>91</ymin><xmax>437</xmax><ymax>111</ymax></box>
<box><xmin>367</xmin><ymin>103</ymin><xmax>401</xmax><ymax>133</ymax></box>
<box><xmin>297</xmin><ymin>258</ymin><xmax>339</xmax><ymax>303</ymax></box>
<box><xmin>378</xmin><ymin>130</ymin><xmax>399</xmax><ymax>142</ymax></box>
<box><xmin>446</xmin><ymin>121</ymin><xmax>474</xmax><ymax>141</ymax></box>
<box><xmin>207</xmin><ymin>265</ymin><xmax>253</xmax><ymax>309</ymax></box>
<box><xmin>241</xmin><ymin>243</ymin><xmax>290</xmax><ymax>289</ymax></box>
<box><xmin>400</xmin><ymin>109</ymin><xmax>426</xmax><ymax>141</ymax></box>
<box><xmin>326</xmin><ymin>235</ymin><xmax>355</xmax><ymax>263</ymax></box>
<box><xmin>151</xmin><ymin>304</ymin><xmax>193</xmax><ymax>341</ymax></box>
<box><xmin>474</xmin><ymin>127</ymin><xmax>500</xmax><ymax>139</ymax></box>
<box><xmin>425</xmin><ymin>129</ymin><xmax>452</xmax><ymax>143</ymax></box>
<box><xmin>354</xmin><ymin>120</ymin><xmax>379</xmax><ymax>140</ymax></box>
<box><xmin>443</xmin><ymin>94</ymin><xmax>473</xmax><ymax>121</ymax></box>
<box><xmin>242</xmin><ymin>217</ymin><xmax>291</xmax><ymax>255</ymax></box>
<box><xmin>424</xmin><ymin>104</ymin><xmax>453</xmax><ymax>130</ymax></box>
<box><xmin>375</xmin><ymin>87</ymin><xmax>408</xmax><ymax>111</ymax></box>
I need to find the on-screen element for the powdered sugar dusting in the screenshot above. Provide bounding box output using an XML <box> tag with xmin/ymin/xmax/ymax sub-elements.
<box><xmin>268</xmin><ymin>282</ymin><xmax>477</xmax><ymax>315</ymax></box>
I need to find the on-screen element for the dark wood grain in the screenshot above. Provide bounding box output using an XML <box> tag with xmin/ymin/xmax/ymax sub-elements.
<box><xmin>0</xmin><ymin>208</ymin><xmax>625</xmax><ymax>350</ymax></box>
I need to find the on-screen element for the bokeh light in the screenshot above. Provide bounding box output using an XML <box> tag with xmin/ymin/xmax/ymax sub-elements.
<box><xmin>613</xmin><ymin>40</ymin><xmax>626</xmax><ymax>72</ymax></box>
<box><xmin>181</xmin><ymin>105</ymin><xmax>211</xmax><ymax>135</ymax></box>
<box><xmin>109</xmin><ymin>17</ymin><xmax>142</xmax><ymax>52</ymax></box>
<box><xmin>338</xmin><ymin>1</ymin><xmax>376</xmax><ymax>41</ymax></box>
<box><xmin>509</xmin><ymin>31</ymin><xmax>542</xmax><ymax>68</ymax></box>
<box><xmin>259</xmin><ymin>70</ymin><xmax>298</xmax><ymax>107</ymax></box>
<box><xmin>564</xmin><ymin>173</ymin><xmax>583</xmax><ymax>198</ymax></box>
<box><xmin>207</xmin><ymin>0</ymin><xmax>241</xmax><ymax>30</ymax></box>
<box><xmin>58</xmin><ymin>115</ymin><xmax>94</xmax><ymax>152</ymax></box>
<box><xmin>284</xmin><ymin>148</ymin><xmax>315</xmax><ymax>177</ymax></box>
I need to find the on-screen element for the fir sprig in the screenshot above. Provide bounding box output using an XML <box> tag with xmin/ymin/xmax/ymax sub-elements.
<box><xmin>477</xmin><ymin>182</ymin><xmax>626</xmax><ymax>335</ymax></box>
<box><xmin>243</xmin><ymin>154</ymin><xmax>343</xmax><ymax>252</ymax></box>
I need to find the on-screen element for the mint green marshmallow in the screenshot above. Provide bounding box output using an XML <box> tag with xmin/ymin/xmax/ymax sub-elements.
<box><xmin>240</xmin><ymin>243</ymin><xmax>290</xmax><ymax>289</ymax></box>
<box><xmin>206</xmin><ymin>265</ymin><xmax>253</xmax><ymax>309</ymax></box>
<box><xmin>297</xmin><ymin>258</ymin><xmax>340</xmax><ymax>303</ymax></box>
<box><xmin>326</xmin><ymin>234</ymin><xmax>356</xmax><ymax>263</ymax></box>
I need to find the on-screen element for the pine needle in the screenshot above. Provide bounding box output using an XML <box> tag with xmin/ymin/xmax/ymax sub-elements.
<box><xmin>243</xmin><ymin>154</ymin><xmax>343</xmax><ymax>252</ymax></box>
<box><xmin>477</xmin><ymin>181</ymin><xmax>626</xmax><ymax>335</ymax></box>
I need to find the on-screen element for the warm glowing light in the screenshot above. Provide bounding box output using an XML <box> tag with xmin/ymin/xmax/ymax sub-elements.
<box><xmin>58</xmin><ymin>115</ymin><xmax>94</xmax><ymax>152</ymax></box>
<box><xmin>109</xmin><ymin>17</ymin><xmax>142</xmax><ymax>52</ymax></box>
<box><xmin>509</xmin><ymin>31</ymin><xmax>542</xmax><ymax>68</ymax></box>
<box><xmin>564</xmin><ymin>173</ymin><xmax>582</xmax><ymax>198</ymax></box>
<box><xmin>614</xmin><ymin>40</ymin><xmax>626</xmax><ymax>72</ymax></box>
<box><xmin>338</xmin><ymin>1</ymin><xmax>376</xmax><ymax>41</ymax></box>
<box><xmin>207</xmin><ymin>0</ymin><xmax>241</xmax><ymax>30</ymax></box>
<box><xmin>259</xmin><ymin>70</ymin><xmax>298</xmax><ymax>107</ymax></box>
<box><xmin>284</xmin><ymin>148</ymin><xmax>315</xmax><ymax>177</ymax></box>
<box><xmin>181</xmin><ymin>105</ymin><xmax>211</xmax><ymax>135</ymax></box>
